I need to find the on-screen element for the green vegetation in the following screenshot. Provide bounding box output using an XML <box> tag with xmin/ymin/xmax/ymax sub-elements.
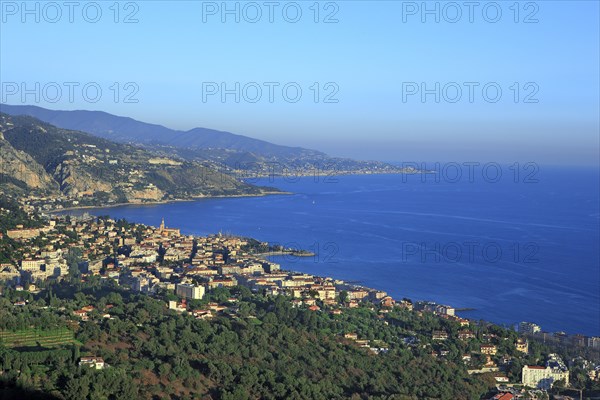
<box><xmin>0</xmin><ymin>271</ymin><xmax>598</xmax><ymax>399</ymax></box>
<box><xmin>0</xmin><ymin>280</ymin><xmax>495</xmax><ymax>400</ymax></box>
<box><xmin>0</xmin><ymin>195</ymin><xmax>45</xmax><ymax>263</ymax></box>
<box><xmin>0</xmin><ymin>195</ymin><xmax>44</xmax><ymax>232</ymax></box>
<box><xmin>0</xmin><ymin>113</ymin><xmax>275</xmax><ymax>206</ymax></box>
<box><xmin>0</xmin><ymin>196</ymin><xmax>598</xmax><ymax>399</ymax></box>
<box><xmin>0</xmin><ymin>327</ymin><xmax>76</xmax><ymax>348</ymax></box>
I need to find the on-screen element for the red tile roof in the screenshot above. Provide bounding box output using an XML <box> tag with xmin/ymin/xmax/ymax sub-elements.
<box><xmin>492</xmin><ymin>394</ymin><xmax>514</xmax><ymax>400</ymax></box>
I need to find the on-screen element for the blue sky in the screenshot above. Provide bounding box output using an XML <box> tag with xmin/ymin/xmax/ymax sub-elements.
<box><xmin>1</xmin><ymin>1</ymin><xmax>598</xmax><ymax>165</ymax></box>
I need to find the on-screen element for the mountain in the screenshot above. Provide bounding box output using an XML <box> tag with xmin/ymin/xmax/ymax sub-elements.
<box><xmin>0</xmin><ymin>104</ymin><xmax>324</xmax><ymax>160</ymax></box>
<box><xmin>0</xmin><ymin>105</ymin><xmax>409</xmax><ymax>176</ymax></box>
<box><xmin>0</xmin><ymin>129</ymin><xmax>59</xmax><ymax>194</ymax></box>
<box><xmin>0</xmin><ymin>113</ymin><xmax>277</xmax><ymax>208</ymax></box>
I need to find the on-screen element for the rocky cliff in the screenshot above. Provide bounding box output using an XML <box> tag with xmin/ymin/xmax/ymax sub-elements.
<box><xmin>0</xmin><ymin>113</ymin><xmax>276</xmax><ymax>205</ymax></box>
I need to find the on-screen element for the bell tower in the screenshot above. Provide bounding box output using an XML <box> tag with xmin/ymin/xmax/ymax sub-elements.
<box><xmin>160</xmin><ymin>218</ymin><xmax>165</xmax><ymax>233</ymax></box>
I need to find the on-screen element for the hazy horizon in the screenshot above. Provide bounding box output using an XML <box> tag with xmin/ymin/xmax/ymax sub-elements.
<box><xmin>2</xmin><ymin>102</ymin><xmax>599</xmax><ymax>168</ymax></box>
<box><xmin>1</xmin><ymin>1</ymin><xmax>599</xmax><ymax>165</ymax></box>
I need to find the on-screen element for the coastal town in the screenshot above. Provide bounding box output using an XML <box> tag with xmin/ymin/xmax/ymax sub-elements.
<box><xmin>1</xmin><ymin>197</ymin><xmax>599</xmax><ymax>399</ymax></box>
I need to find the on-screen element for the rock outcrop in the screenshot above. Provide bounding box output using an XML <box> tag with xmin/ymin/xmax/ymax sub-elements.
<box><xmin>0</xmin><ymin>137</ymin><xmax>58</xmax><ymax>191</ymax></box>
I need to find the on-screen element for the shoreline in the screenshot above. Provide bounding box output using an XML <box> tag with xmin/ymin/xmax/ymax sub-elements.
<box><xmin>39</xmin><ymin>176</ymin><xmax>593</xmax><ymax>337</ymax></box>
<box><xmin>239</xmin><ymin>170</ymin><xmax>434</xmax><ymax>178</ymax></box>
<box><xmin>254</xmin><ymin>250</ymin><xmax>316</xmax><ymax>258</ymax></box>
<box><xmin>47</xmin><ymin>171</ymin><xmax>429</xmax><ymax>214</ymax></box>
<box><xmin>52</xmin><ymin>205</ymin><xmax>592</xmax><ymax>337</ymax></box>
<box><xmin>49</xmin><ymin>190</ymin><xmax>291</xmax><ymax>213</ymax></box>
<box><xmin>255</xmin><ymin>255</ymin><xmax>571</xmax><ymax>336</ymax></box>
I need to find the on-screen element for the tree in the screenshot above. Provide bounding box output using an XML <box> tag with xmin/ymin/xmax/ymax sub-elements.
<box><xmin>66</xmin><ymin>248</ymin><xmax>83</xmax><ymax>281</ymax></box>
<box><xmin>339</xmin><ymin>290</ymin><xmax>349</xmax><ymax>304</ymax></box>
<box><xmin>64</xmin><ymin>376</ymin><xmax>89</xmax><ymax>400</ymax></box>
<box><xmin>71</xmin><ymin>346</ymin><xmax>80</xmax><ymax>365</ymax></box>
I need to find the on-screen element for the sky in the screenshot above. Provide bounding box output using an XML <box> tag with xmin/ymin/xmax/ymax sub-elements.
<box><xmin>1</xmin><ymin>0</ymin><xmax>599</xmax><ymax>165</ymax></box>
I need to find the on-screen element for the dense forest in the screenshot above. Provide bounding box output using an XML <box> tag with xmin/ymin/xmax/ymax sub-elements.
<box><xmin>0</xmin><ymin>279</ymin><xmax>499</xmax><ymax>400</ymax></box>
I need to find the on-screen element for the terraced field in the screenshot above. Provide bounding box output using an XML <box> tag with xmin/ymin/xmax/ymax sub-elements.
<box><xmin>0</xmin><ymin>327</ymin><xmax>76</xmax><ymax>347</ymax></box>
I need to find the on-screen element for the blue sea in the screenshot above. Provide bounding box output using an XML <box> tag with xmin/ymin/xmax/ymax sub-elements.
<box><xmin>67</xmin><ymin>165</ymin><xmax>600</xmax><ymax>335</ymax></box>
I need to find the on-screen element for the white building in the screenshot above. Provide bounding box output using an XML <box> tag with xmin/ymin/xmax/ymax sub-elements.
<box><xmin>588</xmin><ymin>337</ymin><xmax>600</xmax><ymax>349</ymax></box>
<box><xmin>176</xmin><ymin>283</ymin><xmax>205</xmax><ymax>300</ymax></box>
<box><xmin>79</xmin><ymin>357</ymin><xmax>105</xmax><ymax>370</ymax></box>
<box><xmin>20</xmin><ymin>259</ymin><xmax>45</xmax><ymax>271</ymax></box>
<box><xmin>435</xmin><ymin>304</ymin><xmax>455</xmax><ymax>316</ymax></box>
<box><xmin>522</xmin><ymin>356</ymin><xmax>569</xmax><ymax>389</ymax></box>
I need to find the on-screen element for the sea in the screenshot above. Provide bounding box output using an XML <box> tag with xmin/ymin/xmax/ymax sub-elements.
<box><xmin>64</xmin><ymin>165</ymin><xmax>600</xmax><ymax>336</ymax></box>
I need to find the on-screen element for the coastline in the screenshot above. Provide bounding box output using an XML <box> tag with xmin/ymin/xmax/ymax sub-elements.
<box><xmin>38</xmin><ymin>172</ymin><xmax>597</xmax><ymax>336</ymax></box>
<box><xmin>241</xmin><ymin>169</ymin><xmax>435</xmax><ymax>179</ymax></box>
<box><xmin>49</xmin><ymin>190</ymin><xmax>291</xmax><ymax>214</ymax></box>
<box><xmin>49</xmin><ymin>171</ymin><xmax>430</xmax><ymax>214</ymax></box>
<box><xmin>51</xmin><ymin>202</ymin><xmax>592</xmax><ymax>338</ymax></box>
<box><xmin>255</xmin><ymin>250</ymin><xmax>316</xmax><ymax>258</ymax></box>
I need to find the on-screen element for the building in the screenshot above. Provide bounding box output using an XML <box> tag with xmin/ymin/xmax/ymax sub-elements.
<box><xmin>73</xmin><ymin>309</ymin><xmax>91</xmax><ymax>321</ymax></box>
<box><xmin>379</xmin><ymin>296</ymin><xmax>396</xmax><ymax>307</ymax></box>
<box><xmin>159</xmin><ymin>218</ymin><xmax>180</xmax><ymax>237</ymax></box>
<box><xmin>519</xmin><ymin>321</ymin><xmax>541</xmax><ymax>335</ymax></box>
<box><xmin>347</xmin><ymin>289</ymin><xmax>369</xmax><ymax>300</ymax></box>
<box><xmin>414</xmin><ymin>301</ymin><xmax>437</xmax><ymax>312</ymax></box>
<box><xmin>571</xmin><ymin>334</ymin><xmax>586</xmax><ymax>347</ymax></box>
<box><xmin>516</xmin><ymin>338</ymin><xmax>529</xmax><ymax>353</ymax></box>
<box><xmin>458</xmin><ymin>330</ymin><xmax>475</xmax><ymax>340</ymax></box>
<box><xmin>176</xmin><ymin>283</ymin><xmax>205</xmax><ymax>300</ymax></box>
<box><xmin>133</xmin><ymin>275</ymin><xmax>152</xmax><ymax>293</ymax></box>
<box><xmin>207</xmin><ymin>277</ymin><xmax>237</xmax><ymax>289</ymax></box>
<box><xmin>20</xmin><ymin>259</ymin><xmax>45</xmax><ymax>271</ymax></box>
<box><xmin>262</xmin><ymin>262</ymin><xmax>280</xmax><ymax>273</ymax></box>
<box><xmin>435</xmin><ymin>304</ymin><xmax>455</xmax><ymax>316</ymax></box>
<box><xmin>79</xmin><ymin>357</ymin><xmax>105</xmax><ymax>369</ymax></box>
<box><xmin>0</xmin><ymin>264</ymin><xmax>20</xmax><ymax>283</ymax></box>
<box><xmin>522</xmin><ymin>365</ymin><xmax>569</xmax><ymax>389</ymax></box>
<box><xmin>398</xmin><ymin>299</ymin><xmax>413</xmax><ymax>310</ymax></box>
<box><xmin>7</xmin><ymin>228</ymin><xmax>40</xmax><ymax>240</ymax></box>
<box><xmin>481</xmin><ymin>345</ymin><xmax>497</xmax><ymax>355</ymax></box>
<box><xmin>168</xmin><ymin>300</ymin><xmax>185</xmax><ymax>312</ymax></box>
<box><xmin>218</xmin><ymin>265</ymin><xmax>241</xmax><ymax>275</ymax></box>
<box><xmin>587</xmin><ymin>336</ymin><xmax>600</xmax><ymax>349</ymax></box>
<box><xmin>489</xmin><ymin>393</ymin><xmax>514</xmax><ymax>400</ymax></box>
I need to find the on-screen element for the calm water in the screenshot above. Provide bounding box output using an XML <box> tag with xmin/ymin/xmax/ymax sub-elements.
<box><xmin>67</xmin><ymin>166</ymin><xmax>600</xmax><ymax>335</ymax></box>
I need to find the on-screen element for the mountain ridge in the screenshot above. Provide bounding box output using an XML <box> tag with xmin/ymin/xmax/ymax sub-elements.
<box><xmin>0</xmin><ymin>113</ymin><xmax>277</xmax><ymax>209</ymax></box>
<box><xmin>0</xmin><ymin>104</ymin><xmax>325</xmax><ymax>160</ymax></box>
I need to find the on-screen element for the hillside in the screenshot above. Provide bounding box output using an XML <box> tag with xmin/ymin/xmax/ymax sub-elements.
<box><xmin>0</xmin><ymin>105</ymin><xmax>407</xmax><ymax>174</ymax></box>
<box><xmin>0</xmin><ymin>278</ymin><xmax>494</xmax><ymax>400</ymax></box>
<box><xmin>0</xmin><ymin>113</ymin><xmax>276</xmax><ymax>207</ymax></box>
<box><xmin>0</xmin><ymin>130</ymin><xmax>59</xmax><ymax>195</ymax></box>
<box><xmin>0</xmin><ymin>104</ymin><xmax>323</xmax><ymax>159</ymax></box>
